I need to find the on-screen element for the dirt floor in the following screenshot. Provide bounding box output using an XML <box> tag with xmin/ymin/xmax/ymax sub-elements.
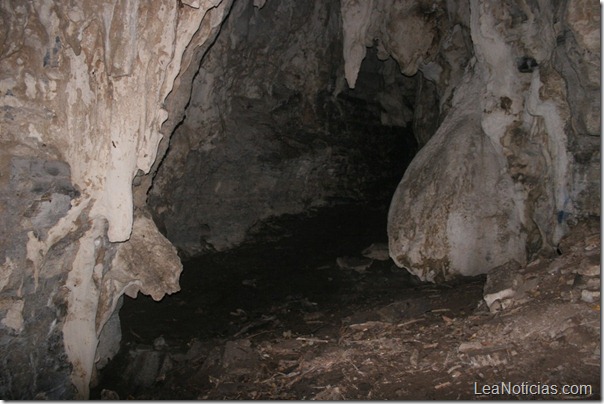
<box><xmin>91</xmin><ymin>206</ymin><xmax>601</xmax><ymax>400</ymax></box>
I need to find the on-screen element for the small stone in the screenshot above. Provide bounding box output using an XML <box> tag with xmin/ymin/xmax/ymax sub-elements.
<box><xmin>361</xmin><ymin>243</ymin><xmax>390</xmax><ymax>261</ymax></box>
<box><xmin>586</xmin><ymin>278</ymin><xmax>600</xmax><ymax>290</ymax></box>
<box><xmin>156</xmin><ymin>354</ymin><xmax>173</xmax><ymax>382</ymax></box>
<box><xmin>581</xmin><ymin>289</ymin><xmax>600</xmax><ymax>303</ymax></box>
<box><xmin>336</xmin><ymin>256</ymin><xmax>373</xmax><ymax>273</ymax></box>
<box><xmin>124</xmin><ymin>348</ymin><xmax>164</xmax><ymax>388</ymax></box>
<box><xmin>458</xmin><ymin>341</ymin><xmax>483</xmax><ymax>353</ymax></box>
<box><xmin>312</xmin><ymin>386</ymin><xmax>343</xmax><ymax>400</ymax></box>
<box><xmin>153</xmin><ymin>336</ymin><xmax>167</xmax><ymax>350</ymax></box>
<box><xmin>578</xmin><ymin>264</ymin><xmax>600</xmax><ymax>277</ymax></box>
<box><xmin>102</xmin><ymin>388</ymin><xmax>125</xmax><ymax>400</ymax></box>
<box><xmin>488</xmin><ymin>299</ymin><xmax>502</xmax><ymax>313</ymax></box>
<box><xmin>483</xmin><ymin>288</ymin><xmax>515</xmax><ymax>310</ymax></box>
<box><xmin>547</xmin><ymin>264</ymin><xmax>562</xmax><ymax>274</ymax></box>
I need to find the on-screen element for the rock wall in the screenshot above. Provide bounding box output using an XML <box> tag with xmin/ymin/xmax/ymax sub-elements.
<box><xmin>149</xmin><ymin>0</ymin><xmax>418</xmax><ymax>256</ymax></box>
<box><xmin>0</xmin><ymin>0</ymin><xmax>232</xmax><ymax>398</ymax></box>
<box><xmin>361</xmin><ymin>0</ymin><xmax>601</xmax><ymax>281</ymax></box>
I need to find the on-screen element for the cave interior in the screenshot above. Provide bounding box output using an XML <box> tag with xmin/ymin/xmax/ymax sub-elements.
<box><xmin>101</xmin><ymin>0</ymin><xmax>437</xmax><ymax>394</ymax></box>
<box><xmin>93</xmin><ymin>0</ymin><xmax>600</xmax><ymax>399</ymax></box>
<box><xmin>0</xmin><ymin>0</ymin><xmax>600</xmax><ymax>400</ymax></box>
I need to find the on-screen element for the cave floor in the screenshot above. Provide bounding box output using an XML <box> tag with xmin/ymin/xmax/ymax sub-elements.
<box><xmin>92</xmin><ymin>206</ymin><xmax>600</xmax><ymax>400</ymax></box>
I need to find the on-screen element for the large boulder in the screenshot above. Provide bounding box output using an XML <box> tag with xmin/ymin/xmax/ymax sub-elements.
<box><xmin>388</xmin><ymin>71</ymin><xmax>526</xmax><ymax>282</ymax></box>
<box><xmin>386</xmin><ymin>0</ymin><xmax>599</xmax><ymax>281</ymax></box>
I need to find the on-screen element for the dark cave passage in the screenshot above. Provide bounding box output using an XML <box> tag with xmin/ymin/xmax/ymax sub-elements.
<box><xmin>146</xmin><ymin>0</ymin><xmax>427</xmax><ymax>258</ymax></box>
<box><xmin>117</xmin><ymin>205</ymin><xmax>418</xmax><ymax>345</ymax></box>
<box><xmin>119</xmin><ymin>206</ymin><xmax>400</xmax><ymax>339</ymax></box>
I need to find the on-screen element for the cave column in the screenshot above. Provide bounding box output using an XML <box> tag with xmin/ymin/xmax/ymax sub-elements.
<box><xmin>0</xmin><ymin>0</ymin><xmax>232</xmax><ymax>398</ymax></box>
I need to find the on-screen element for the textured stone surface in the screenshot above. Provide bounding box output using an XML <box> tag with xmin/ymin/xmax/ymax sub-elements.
<box><xmin>0</xmin><ymin>0</ymin><xmax>232</xmax><ymax>398</ymax></box>
<box><xmin>0</xmin><ymin>148</ymin><xmax>80</xmax><ymax>399</ymax></box>
<box><xmin>149</xmin><ymin>0</ymin><xmax>418</xmax><ymax>256</ymax></box>
<box><xmin>387</xmin><ymin>0</ymin><xmax>600</xmax><ymax>281</ymax></box>
<box><xmin>341</xmin><ymin>0</ymin><xmax>444</xmax><ymax>88</ymax></box>
<box><xmin>389</xmin><ymin>71</ymin><xmax>527</xmax><ymax>282</ymax></box>
<box><xmin>552</xmin><ymin>0</ymin><xmax>601</xmax><ymax>219</ymax></box>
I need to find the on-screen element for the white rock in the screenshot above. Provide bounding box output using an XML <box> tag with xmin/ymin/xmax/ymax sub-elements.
<box><xmin>483</xmin><ymin>288</ymin><xmax>516</xmax><ymax>311</ymax></box>
<box><xmin>581</xmin><ymin>290</ymin><xmax>600</xmax><ymax>303</ymax></box>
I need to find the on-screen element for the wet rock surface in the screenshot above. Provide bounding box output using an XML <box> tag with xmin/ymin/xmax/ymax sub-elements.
<box><xmin>93</xmin><ymin>207</ymin><xmax>600</xmax><ymax>400</ymax></box>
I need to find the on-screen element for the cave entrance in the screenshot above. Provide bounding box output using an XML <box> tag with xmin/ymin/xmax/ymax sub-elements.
<box><xmin>92</xmin><ymin>1</ymin><xmax>487</xmax><ymax>399</ymax></box>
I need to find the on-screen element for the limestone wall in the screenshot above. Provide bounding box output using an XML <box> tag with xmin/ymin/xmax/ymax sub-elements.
<box><xmin>149</xmin><ymin>0</ymin><xmax>419</xmax><ymax>256</ymax></box>
<box><xmin>0</xmin><ymin>0</ymin><xmax>232</xmax><ymax>398</ymax></box>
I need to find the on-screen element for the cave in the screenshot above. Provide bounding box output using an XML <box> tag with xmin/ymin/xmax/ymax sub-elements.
<box><xmin>0</xmin><ymin>0</ymin><xmax>600</xmax><ymax>400</ymax></box>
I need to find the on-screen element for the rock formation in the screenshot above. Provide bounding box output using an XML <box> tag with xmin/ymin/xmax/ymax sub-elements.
<box><xmin>382</xmin><ymin>0</ymin><xmax>600</xmax><ymax>281</ymax></box>
<box><xmin>148</xmin><ymin>0</ymin><xmax>419</xmax><ymax>255</ymax></box>
<box><xmin>0</xmin><ymin>0</ymin><xmax>599</xmax><ymax>399</ymax></box>
<box><xmin>0</xmin><ymin>0</ymin><xmax>233</xmax><ymax>398</ymax></box>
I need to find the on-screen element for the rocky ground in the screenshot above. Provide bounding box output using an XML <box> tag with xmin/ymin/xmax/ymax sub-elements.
<box><xmin>92</xmin><ymin>206</ymin><xmax>600</xmax><ymax>400</ymax></box>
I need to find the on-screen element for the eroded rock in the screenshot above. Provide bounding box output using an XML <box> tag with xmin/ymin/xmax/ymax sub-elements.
<box><xmin>361</xmin><ymin>243</ymin><xmax>390</xmax><ymax>261</ymax></box>
<box><xmin>0</xmin><ymin>0</ymin><xmax>233</xmax><ymax>399</ymax></box>
<box><xmin>387</xmin><ymin>0</ymin><xmax>600</xmax><ymax>281</ymax></box>
<box><xmin>149</xmin><ymin>0</ymin><xmax>417</xmax><ymax>255</ymax></box>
